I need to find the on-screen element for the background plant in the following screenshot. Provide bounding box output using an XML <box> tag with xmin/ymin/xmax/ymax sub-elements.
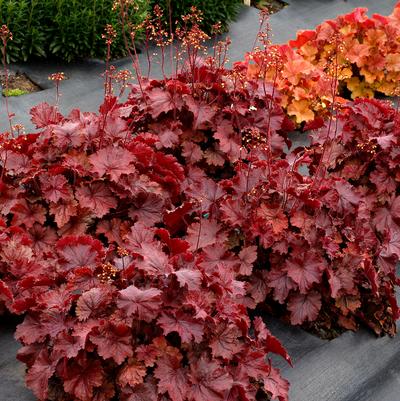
<box><xmin>0</xmin><ymin>0</ymin><xmax>149</xmax><ymax>62</ymax></box>
<box><xmin>152</xmin><ymin>0</ymin><xmax>242</xmax><ymax>34</ymax></box>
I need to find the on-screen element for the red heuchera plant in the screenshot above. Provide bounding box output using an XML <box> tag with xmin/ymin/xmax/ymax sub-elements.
<box><xmin>126</xmin><ymin>27</ymin><xmax>398</xmax><ymax>334</ymax></box>
<box><xmin>0</xmin><ymin>10</ymin><xmax>293</xmax><ymax>401</ymax></box>
<box><xmin>0</xmin><ymin>94</ymin><xmax>290</xmax><ymax>400</ymax></box>
<box><xmin>305</xmin><ymin>97</ymin><xmax>400</xmax><ymax>332</ymax></box>
<box><xmin>181</xmin><ymin>149</ymin><xmax>400</xmax><ymax>336</ymax></box>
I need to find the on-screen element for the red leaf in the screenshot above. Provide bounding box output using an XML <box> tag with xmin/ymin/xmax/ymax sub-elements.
<box><xmin>90</xmin><ymin>323</ymin><xmax>133</xmax><ymax>364</ymax></box>
<box><xmin>214</xmin><ymin>119</ymin><xmax>241</xmax><ymax>162</ymax></box>
<box><xmin>148</xmin><ymin>88</ymin><xmax>184</xmax><ymax>118</ymax></box>
<box><xmin>186</xmin><ymin>219</ymin><xmax>223</xmax><ymax>251</ymax></box>
<box><xmin>174</xmin><ymin>269</ymin><xmax>202</xmax><ymax>291</ymax></box>
<box><xmin>257</xmin><ymin>205</ymin><xmax>288</xmax><ymax>235</ymax></box>
<box><xmin>364</xmin><ymin>259</ymin><xmax>379</xmax><ymax>296</ymax></box>
<box><xmin>182</xmin><ymin>141</ymin><xmax>203</xmax><ymax>163</ymax></box>
<box><xmin>61</xmin><ymin>353</ymin><xmax>104</xmax><ymax>400</ymax></box>
<box><xmin>155</xmin><ymin>228</ymin><xmax>190</xmax><ymax>255</ymax></box>
<box><xmin>158</xmin><ymin>312</ymin><xmax>204</xmax><ymax>343</ymax></box>
<box><xmin>373</xmin><ymin>197</ymin><xmax>400</xmax><ymax>233</ymax></box>
<box><xmin>11</xmin><ymin>200</ymin><xmax>46</xmax><ymax>229</ymax></box>
<box><xmin>89</xmin><ymin>146</ymin><xmax>136</xmax><ymax>182</ymax></box>
<box><xmin>0</xmin><ymin>279</ymin><xmax>13</xmax><ymax>301</ymax></box>
<box><xmin>220</xmin><ymin>198</ymin><xmax>248</xmax><ymax>227</ymax></box>
<box><xmin>253</xmin><ymin>317</ymin><xmax>292</xmax><ymax>366</ymax></box>
<box><xmin>52</xmin><ymin>121</ymin><xmax>84</xmax><ymax>148</ymax></box>
<box><xmin>124</xmin><ymin>222</ymin><xmax>155</xmax><ymax>253</ymax></box>
<box><xmin>188</xmin><ymin>357</ymin><xmax>233</xmax><ymax>401</ymax></box>
<box><xmin>186</xmin><ymin>178</ymin><xmax>225</xmax><ymax>212</ymax></box>
<box><xmin>289</xmin><ymin>29</ymin><xmax>315</xmax><ymax>48</ymax></box>
<box><xmin>0</xmin><ymin>182</ymin><xmax>20</xmax><ymax>215</ymax></box>
<box><xmin>204</xmin><ymin>148</ymin><xmax>225</xmax><ymax>166</ymax></box>
<box><xmin>129</xmin><ymin>192</ymin><xmax>165</xmax><ymax>226</ymax></box>
<box><xmin>209</xmin><ymin>323</ymin><xmax>243</xmax><ymax>359</ymax></box>
<box><xmin>1</xmin><ymin>237</ymin><xmax>33</xmax><ymax>264</ymax></box>
<box><xmin>26</xmin><ymin>349</ymin><xmax>56</xmax><ymax>400</ymax></box>
<box><xmin>248</xmin><ymin>270</ymin><xmax>270</xmax><ymax>304</ymax></box>
<box><xmin>15</xmin><ymin>315</ymin><xmax>47</xmax><ymax>345</ymax></box>
<box><xmin>164</xmin><ymin>202</ymin><xmax>193</xmax><ymax>235</ymax></box>
<box><xmin>57</xmin><ymin>208</ymin><xmax>92</xmax><ymax>237</ymax></box>
<box><xmin>28</xmin><ymin>223</ymin><xmax>58</xmax><ymax>254</ymax></box>
<box><xmin>186</xmin><ymin>96</ymin><xmax>216</xmax><ymax>130</ymax></box>
<box><xmin>30</xmin><ymin>102</ymin><xmax>63</xmax><ymax>128</ymax></box>
<box><xmin>136</xmin><ymin>243</ymin><xmax>174</xmax><ymax>275</ymax></box>
<box><xmin>75</xmin><ymin>182</ymin><xmax>117</xmax><ymax>218</ymax></box>
<box><xmin>4</xmin><ymin>151</ymin><xmax>30</xmax><ymax>174</ymax></box>
<box><xmin>264</xmin><ymin>366</ymin><xmax>289</xmax><ymax>401</ymax></box>
<box><xmin>334</xmin><ymin>180</ymin><xmax>361</xmax><ymax>212</ymax></box>
<box><xmin>50</xmin><ymin>199</ymin><xmax>78</xmax><ymax>228</ymax></box>
<box><xmin>267</xmin><ymin>267</ymin><xmax>296</xmax><ymax>304</ymax></box>
<box><xmin>154</xmin><ymin>124</ymin><xmax>181</xmax><ymax>148</ymax></box>
<box><xmin>238</xmin><ymin>246</ymin><xmax>257</xmax><ymax>275</ymax></box>
<box><xmin>303</xmin><ymin>116</ymin><xmax>325</xmax><ymax>131</ymax></box>
<box><xmin>53</xmin><ymin>333</ymin><xmax>84</xmax><ymax>359</ymax></box>
<box><xmin>381</xmin><ymin>229</ymin><xmax>400</xmax><ymax>258</ymax></box>
<box><xmin>238</xmin><ymin>351</ymin><xmax>270</xmax><ymax>380</ymax></box>
<box><xmin>57</xmin><ymin>235</ymin><xmax>104</xmax><ymax>270</ymax></box>
<box><xmin>154</xmin><ymin>355</ymin><xmax>189</xmax><ymax>401</ymax></box>
<box><xmin>287</xmin><ymin>291</ymin><xmax>322</xmax><ymax>325</ymax></box>
<box><xmin>37</xmin><ymin>286</ymin><xmax>73</xmax><ymax>312</ymax></box>
<box><xmin>327</xmin><ymin>264</ymin><xmax>355</xmax><ymax>298</ymax></box>
<box><xmin>96</xmin><ymin>218</ymin><xmax>129</xmax><ymax>246</ymax></box>
<box><xmin>76</xmin><ymin>288</ymin><xmax>107</xmax><ymax>321</ymax></box>
<box><xmin>370</xmin><ymin>167</ymin><xmax>396</xmax><ymax>195</ymax></box>
<box><xmin>118</xmin><ymin>285</ymin><xmax>162</xmax><ymax>322</ymax></box>
<box><xmin>118</xmin><ymin>360</ymin><xmax>147</xmax><ymax>387</ymax></box>
<box><xmin>121</xmin><ymin>381</ymin><xmax>158</xmax><ymax>401</ymax></box>
<box><xmin>285</xmin><ymin>252</ymin><xmax>326</xmax><ymax>294</ymax></box>
<box><xmin>40</xmin><ymin>173</ymin><xmax>71</xmax><ymax>203</ymax></box>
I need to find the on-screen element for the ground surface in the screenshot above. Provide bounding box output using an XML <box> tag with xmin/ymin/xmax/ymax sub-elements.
<box><xmin>1</xmin><ymin>1</ymin><xmax>400</xmax><ymax>401</ymax></box>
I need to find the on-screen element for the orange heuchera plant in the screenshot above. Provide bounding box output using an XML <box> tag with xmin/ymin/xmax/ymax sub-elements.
<box><xmin>247</xmin><ymin>2</ymin><xmax>400</xmax><ymax>125</ymax></box>
<box><xmin>247</xmin><ymin>45</ymin><xmax>335</xmax><ymax>124</ymax></box>
<box><xmin>289</xmin><ymin>3</ymin><xmax>400</xmax><ymax>99</ymax></box>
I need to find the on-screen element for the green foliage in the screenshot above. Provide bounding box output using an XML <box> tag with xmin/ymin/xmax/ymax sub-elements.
<box><xmin>2</xmin><ymin>88</ymin><xmax>29</xmax><ymax>96</ymax></box>
<box><xmin>152</xmin><ymin>0</ymin><xmax>242</xmax><ymax>34</ymax></box>
<box><xmin>0</xmin><ymin>0</ymin><xmax>149</xmax><ymax>63</ymax></box>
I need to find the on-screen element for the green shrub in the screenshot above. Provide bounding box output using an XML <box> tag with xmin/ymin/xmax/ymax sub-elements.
<box><xmin>2</xmin><ymin>88</ymin><xmax>29</xmax><ymax>96</ymax></box>
<box><xmin>0</xmin><ymin>0</ymin><xmax>149</xmax><ymax>62</ymax></box>
<box><xmin>152</xmin><ymin>0</ymin><xmax>243</xmax><ymax>34</ymax></box>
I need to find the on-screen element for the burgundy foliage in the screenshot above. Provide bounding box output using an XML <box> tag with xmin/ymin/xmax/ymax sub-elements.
<box><xmin>0</xmin><ymin>90</ymin><xmax>290</xmax><ymax>401</ymax></box>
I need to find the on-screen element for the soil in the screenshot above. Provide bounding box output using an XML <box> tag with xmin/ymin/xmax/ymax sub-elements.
<box><xmin>252</xmin><ymin>0</ymin><xmax>288</xmax><ymax>14</ymax></box>
<box><xmin>0</xmin><ymin>71</ymin><xmax>42</xmax><ymax>96</ymax></box>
